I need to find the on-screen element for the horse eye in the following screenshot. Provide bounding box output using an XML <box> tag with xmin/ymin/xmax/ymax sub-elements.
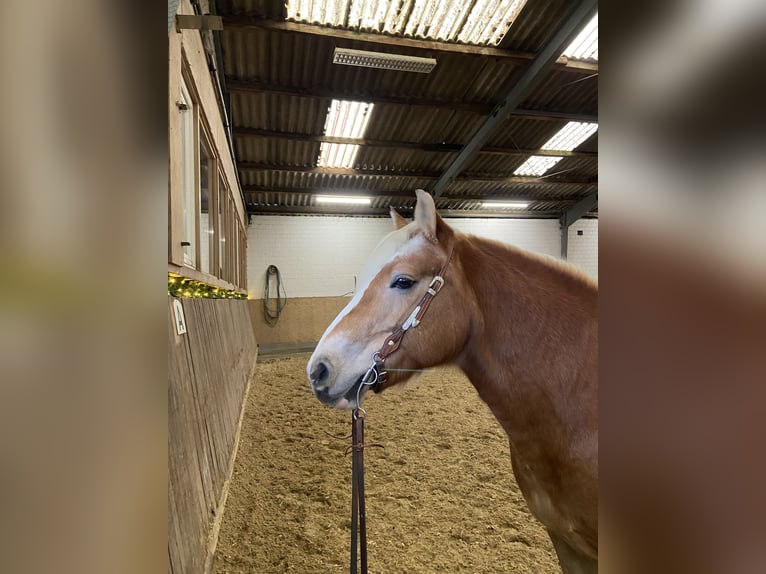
<box><xmin>390</xmin><ymin>276</ymin><xmax>416</xmax><ymax>290</ymax></box>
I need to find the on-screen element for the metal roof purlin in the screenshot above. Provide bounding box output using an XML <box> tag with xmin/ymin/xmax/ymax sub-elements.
<box><xmin>430</xmin><ymin>0</ymin><xmax>598</xmax><ymax>198</ymax></box>
<box><xmin>559</xmin><ymin>190</ymin><xmax>598</xmax><ymax>258</ymax></box>
<box><xmin>226</xmin><ymin>78</ymin><xmax>598</xmax><ymax>122</ymax></box>
<box><xmin>560</xmin><ymin>191</ymin><xmax>598</xmax><ymax>228</ymax></box>
<box><xmin>221</xmin><ymin>17</ymin><xmax>599</xmax><ymax>74</ymax></box>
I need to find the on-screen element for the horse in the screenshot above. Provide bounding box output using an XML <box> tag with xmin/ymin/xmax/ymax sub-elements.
<box><xmin>307</xmin><ymin>189</ymin><xmax>598</xmax><ymax>574</ymax></box>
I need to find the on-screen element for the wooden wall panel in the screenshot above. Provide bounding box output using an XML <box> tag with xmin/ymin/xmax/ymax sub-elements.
<box><xmin>247</xmin><ymin>296</ymin><xmax>349</xmax><ymax>348</ymax></box>
<box><xmin>168</xmin><ymin>297</ymin><xmax>257</xmax><ymax>573</ymax></box>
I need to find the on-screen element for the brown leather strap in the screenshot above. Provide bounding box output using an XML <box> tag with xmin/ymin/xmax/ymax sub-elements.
<box><xmin>377</xmin><ymin>329</ymin><xmax>405</xmax><ymax>360</ymax></box>
<box><xmin>375</xmin><ymin>244</ymin><xmax>454</xmax><ymax>364</ymax></box>
<box><xmin>350</xmin><ymin>415</ymin><xmax>367</xmax><ymax>574</ymax></box>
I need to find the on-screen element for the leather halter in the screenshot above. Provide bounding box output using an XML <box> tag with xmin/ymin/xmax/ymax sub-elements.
<box><xmin>367</xmin><ymin>243</ymin><xmax>454</xmax><ymax>394</ymax></box>
<box><xmin>348</xmin><ymin>242</ymin><xmax>453</xmax><ymax>574</ymax></box>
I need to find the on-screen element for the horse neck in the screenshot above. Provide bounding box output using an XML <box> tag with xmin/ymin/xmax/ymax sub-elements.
<box><xmin>452</xmin><ymin>234</ymin><xmax>598</xmax><ymax>442</ymax></box>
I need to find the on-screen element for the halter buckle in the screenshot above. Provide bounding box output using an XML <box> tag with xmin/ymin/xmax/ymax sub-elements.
<box><xmin>429</xmin><ymin>275</ymin><xmax>445</xmax><ymax>293</ymax></box>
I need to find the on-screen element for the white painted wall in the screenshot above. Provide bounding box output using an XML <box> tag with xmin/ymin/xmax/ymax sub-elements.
<box><xmin>247</xmin><ymin>216</ymin><xmax>597</xmax><ymax>298</ymax></box>
<box><xmin>567</xmin><ymin>218</ymin><xmax>598</xmax><ymax>280</ymax></box>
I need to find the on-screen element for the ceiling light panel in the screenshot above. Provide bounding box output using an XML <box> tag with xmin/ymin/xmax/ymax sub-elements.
<box><xmin>286</xmin><ymin>0</ymin><xmax>529</xmax><ymax>46</ymax></box>
<box><xmin>541</xmin><ymin>122</ymin><xmax>598</xmax><ymax>152</ymax></box>
<box><xmin>482</xmin><ymin>201</ymin><xmax>529</xmax><ymax>209</ymax></box>
<box><xmin>333</xmin><ymin>48</ymin><xmax>437</xmax><ymax>73</ymax></box>
<box><xmin>513</xmin><ymin>155</ymin><xmax>563</xmax><ymax>176</ymax></box>
<box><xmin>316</xmin><ymin>195</ymin><xmax>371</xmax><ymax>204</ymax></box>
<box><xmin>317</xmin><ymin>99</ymin><xmax>374</xmax><ymax>168</ymax></box>
<box><xmin>562</xmin><ymin>13</ymin><xmax>598</xmax><ymax>61</ymax></box>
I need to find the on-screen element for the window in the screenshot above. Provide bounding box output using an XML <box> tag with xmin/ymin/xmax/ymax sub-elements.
<box><xmin>179</xmin><ymin>80</ymin><xmax>196</xmax><ymax>267</ymax></box>
<box><xmin>218</xmin><ymin>174</ymin><xmax>228</xmax><ymax>280</ymax></box>
<box><xmin>199</xmin><ymin>135</ymin><xmax>215</xmax><ymax>274</ymax></box>
<box><xmin>173</xmin><ymin>65</ymin><xmax>247</xmax><ymax>291</ymax></box>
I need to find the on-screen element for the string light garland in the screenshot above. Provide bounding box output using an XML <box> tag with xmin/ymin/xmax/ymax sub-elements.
<box><xmin>168</xmin><ymin>274</ymin><xmax>247</xmax><ymax>300</ymax></box>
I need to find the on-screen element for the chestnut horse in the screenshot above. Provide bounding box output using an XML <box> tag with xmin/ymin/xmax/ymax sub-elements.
<box><xmin>307</xmin><ymin>190</ymin><xmax>597</xmax><ymax>574</ymax></box>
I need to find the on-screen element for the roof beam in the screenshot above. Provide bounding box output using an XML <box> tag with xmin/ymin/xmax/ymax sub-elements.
<box><xmin>559</xmin><ymin>190</ymin><xmax>598</xmax><ymax>259</ymax></box>
<box><xmin>233</xmin><ymin>127</ymin><xmax>597</xmax><ymax>158</ymax></box>
<box><xmin>431</xmin><ymin>0</ymin><xmax>599</xmax><ymax>198</ymax></box>
<box><xmin>244</xmin><ymin>204</ymin><xmax>567</xmax><ymax>218</ymax></box>
<box><xmin>222</xmin><ymin>16</ymin><xmax>598</xmax><ymax>74</ymax></box>
<box><xmin>227</xmin><ymin>78</ymin><xmax>488</xmax><ymax>114</ymax></box>
<box><xmin>560</xmin><ymin>191</ymin><xmax>598</xmax><ymax>227</ymax></box>
<box><xmin>237</xmin><ymin>163</ymin><xmax>595</xmax><ymax>185</ymax></box>
<box><xmin>226</xmin><ymin>78</ymin><xmax>598</xmax><ymax>123</ymax></box>
<box><xmin>242</xmin><ymin>186</ymin><xmax>595</xmax><ymax>202</ymax></box>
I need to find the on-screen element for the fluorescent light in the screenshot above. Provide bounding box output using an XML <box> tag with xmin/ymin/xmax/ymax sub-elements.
<box><xmin>482</xmin><ymin>201</ymin><xmax>529</xmax><ymax>209</ymax></box>
<box><xmin>562</xmin><ymin>13</ymin><xmax>598</xmax><ymax>61</ymax></box>
<box><xmin>316</xmin><ymin>196</ymin><xmax>372</xmax><ymax>205</ymax></box>
<box><xmin>514</xmin><ymin>156</ymin><xmax>563</xmax><ymax>176</ymax></box>
<box><xmin>317</xmin><ymin>99</ymin><xmax>375</xmax><ymax>168</ymax></box>
<box><xmin>287</xmin><ymin>0</ymin><xmax>529</xmax><ymax>46</ymax></box>
<box><xmin>541</xmin><ymin>122</ymin><xmax>598</xmax><ymax>152</ymax></box>
<box><xmin>333</xmin><ymin>48</ymin><xmax>436</xmax><ymax>73</ymax></box>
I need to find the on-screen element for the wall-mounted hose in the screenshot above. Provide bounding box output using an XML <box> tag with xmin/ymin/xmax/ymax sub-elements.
<box><xmin>263</xmin><ymin>265</ymin><xmax>286</xmax><ymax>326</ymax></box>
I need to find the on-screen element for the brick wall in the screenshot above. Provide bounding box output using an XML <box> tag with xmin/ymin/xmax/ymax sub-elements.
<box><xmin>567</xmin><ymin>218</ymin><xmax>599</xmax><ymax>280</ymax></box>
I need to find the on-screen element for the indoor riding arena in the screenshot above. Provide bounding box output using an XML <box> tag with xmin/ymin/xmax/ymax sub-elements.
<box><xmin>213</xmin><ymin>356</ymin><xmax>559</xmax><ymax>573</ymax></box>
<box><xmin>168</xmin><ymin>0</ymin><xmax>598</xmax><ymax>572</ymax></box>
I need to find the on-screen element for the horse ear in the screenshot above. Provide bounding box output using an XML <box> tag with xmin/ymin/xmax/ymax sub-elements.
<box><xmin>414</xmin><ymin>189</ymin><xmax>437</xmax><ymax>241</ymax></box>
<box><xmin>390</xmin><ymin>206</ymin><xmax>409</xmax><ymax>230</ymax></box>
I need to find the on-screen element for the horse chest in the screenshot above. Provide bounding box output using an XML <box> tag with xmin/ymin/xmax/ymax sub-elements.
<box><xmin>513</xmin><ymin>457</ymin><xmax>594</xmax><ymax>556</ymax></box>
<box><xmin>517</xmin><ymin>464</ymin><xmax>561</xmax><ymax>527</ymax></box>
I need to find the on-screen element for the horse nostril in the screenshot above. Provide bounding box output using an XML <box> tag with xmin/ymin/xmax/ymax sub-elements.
<box><xmin>310</xmin><ymin>361</ymin><xmax>330</xmax><ymax>387</ymax></box>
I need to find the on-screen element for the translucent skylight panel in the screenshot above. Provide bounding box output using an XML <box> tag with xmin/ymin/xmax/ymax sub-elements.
<box><xmin>317</xmin><ymin>99</ymin><xmax>375</xmax><ymax>168</ymax></box>
<box><xmin>513</xmin><ymin>156</ymin><xmax>563</xmax><ymax>176</ymax></box>
<box><xmin>288</xmin><ymin>0</ymin><xmax>350</xmax><ymax>25</ymax></box>
<box><xmin>287</xmin><ymin>0</ymin><xmax>528</xmax><ymax>46</ymax></box>
<box><xmin>458</xmin><ymin>0</ymin><xmax>528</xmax><ymax>45</ymax></box>
<box><xmin>348</xmin><ymin>0</ymin><xmax>393</xmax><ymax>30</ymax></box>
<box><xmin>562</xmin><ymin>13</ymin><xmax>598</xmax><ymax>61</ymax></box>
<box><xmin>318</xmin><ymin>143</ymin><xmax>361</xmax><ymax>168</ymax></box>
<box><xmin>405</xmin><ymin>0</ymin><xmax>467</xmax><ymax>41</ymax></box>
<box><xmin>323</xmin><ymin>100</ymin><xmax>374</xmax><ymax>138</ymax></box>
<box><xmin>541</xmin><ymin>122</ymin><xmax>598</xmax><ymax>152</ymax></box>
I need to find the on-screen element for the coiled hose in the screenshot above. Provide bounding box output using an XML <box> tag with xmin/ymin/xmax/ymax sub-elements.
<box><xmin>263</xmin><ymin>265</ymin><xmax>287</xmax><ymax>326</ymax></box>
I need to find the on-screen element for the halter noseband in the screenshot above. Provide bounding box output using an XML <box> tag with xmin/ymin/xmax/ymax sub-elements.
<box><xmin>357</xmin><ymin>243</ymin><xmax>454</xmax><ymax>399</ymax></box>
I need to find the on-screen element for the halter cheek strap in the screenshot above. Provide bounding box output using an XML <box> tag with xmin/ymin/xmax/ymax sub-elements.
<box><xmin>369</xmin><ymin>244</ymin><xmax>454</xmax><ymax>392</ymax></box>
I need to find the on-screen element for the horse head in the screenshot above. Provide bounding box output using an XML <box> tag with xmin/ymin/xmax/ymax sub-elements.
<box><xmin>307</xmin><ymin>189</ymin><xmax>472</xmax><ymax>409</ymax></box>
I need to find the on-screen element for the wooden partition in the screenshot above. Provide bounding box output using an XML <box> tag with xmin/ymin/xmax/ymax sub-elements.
<box><xmin>168</xmin><ymin>297</ymin><xmax>257</xmax><ymax>573</ymax></box>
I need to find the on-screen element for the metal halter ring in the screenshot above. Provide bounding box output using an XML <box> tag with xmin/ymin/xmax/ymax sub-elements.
<box><xmin>355</xmin><ymin>352</ymin><xmax>384</xmax><ymax>414</ymax></box>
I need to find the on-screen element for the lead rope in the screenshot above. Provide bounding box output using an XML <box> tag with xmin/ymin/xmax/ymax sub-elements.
<box><xmin>349</xmin><ymin>359</ymin><xmax>382</xmax><ymax>574</ymax></box>
<box><xmin>350</xmin><ymin>411</ymin><xmax>367</xmax><ymax>574</ymax></box>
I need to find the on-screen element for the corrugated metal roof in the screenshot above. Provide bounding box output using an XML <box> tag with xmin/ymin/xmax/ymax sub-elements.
<box><xmin>285</xmin><ymin>0</ymin><xmax>530</xmax><ymax>46</ymax></box>
<box><xmin>218</xmin><ymin>0</ymin><xmax>597</xmax><ymax>218</ymax></box>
